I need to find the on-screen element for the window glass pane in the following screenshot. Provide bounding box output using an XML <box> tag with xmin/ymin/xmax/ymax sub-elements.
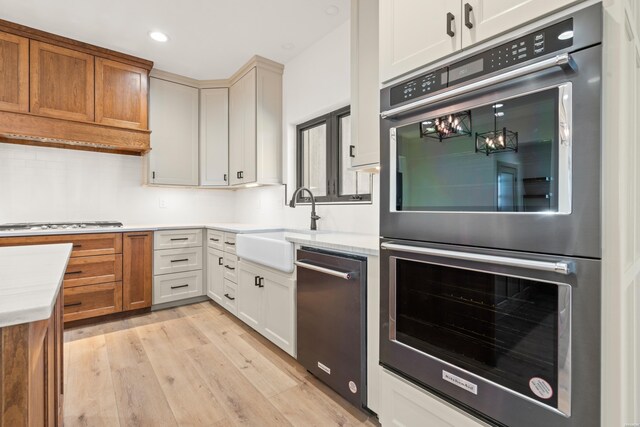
<box><xmin>302</xmin><ymin>123</ymin><xmax>327</xmax><ymax>197</ymax></box>
<box><xmin>339</xmin><ymin>115</ymin><xmax>370</xmax><ymax>196</ymax></box>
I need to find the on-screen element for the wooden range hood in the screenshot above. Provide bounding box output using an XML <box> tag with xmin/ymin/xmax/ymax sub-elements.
<box><xmin>0</xmin><ymin>19</ymin><xmax>153</xmax><ymax>155</ymax></box>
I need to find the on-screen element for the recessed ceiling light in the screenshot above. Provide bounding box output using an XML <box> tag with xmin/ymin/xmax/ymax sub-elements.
<box><xmin>558</xmin><ymin>30</ymin><xmax>574</xmax><ymax>40</ymax></box>
<box><xmin>149</xmin><ymin>31</ymin><xmax>169</xmax><ymax>42</ymax></box>
<box><xmin>282</xmin><ymin>43</ymin><xmax>295</xmax><ymax>50</ymax></box>
<box><xmin>325</xmin><ymin>5</ymin><xmax>340</xmax><ymax>16</ymax></box>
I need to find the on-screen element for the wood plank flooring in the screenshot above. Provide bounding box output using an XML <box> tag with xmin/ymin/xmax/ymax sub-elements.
<box><xmin>64</xmin><ymin>301</ymin><xmax>380</xmax><ymax>427</ymax></box>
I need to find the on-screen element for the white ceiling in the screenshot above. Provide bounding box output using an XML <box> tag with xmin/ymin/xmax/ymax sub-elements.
<box><xmin>0</xmin><ymin>0</ymin><xmax>350</xmax><ymax>79</ymax></box>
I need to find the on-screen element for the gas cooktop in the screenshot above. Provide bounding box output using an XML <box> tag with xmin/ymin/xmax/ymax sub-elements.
<box><xmin>0</xmin><ymin>221</ymin><xmax>124</xmax><ymax>232</ymax></box>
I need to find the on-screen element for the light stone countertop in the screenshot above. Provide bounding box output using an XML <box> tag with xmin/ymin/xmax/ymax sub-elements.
<box><xmin>284</xmin><ymin>231</ymin><xmax>379</xmax><ymax>256</ymax></box>
<box><xmin>0</xmin><ymin>223</ymin><xmax>283</xmax><ymax>237</ymax></box>
<box><xmin>0</xmin><ymin>243</ymin><xmax>72</xmax><ymax>328</ymax></box>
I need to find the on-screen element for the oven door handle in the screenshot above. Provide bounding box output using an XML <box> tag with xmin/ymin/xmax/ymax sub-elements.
<box><xmin>381</xmin><ymin>242</ymin><xmax>573</xmax><ymax>275</ymax></box>
<box><xmin>380</xmin><ymin>53</ymin><xmax>574</xmax><ymax>119</ymax></box>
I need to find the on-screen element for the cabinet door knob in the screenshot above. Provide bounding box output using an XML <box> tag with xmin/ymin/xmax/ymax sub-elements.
<box><xmin>446</xmin><ymin>12</ymin><xmax>455</xmax><ymax>37</ymax></box>
<box><xmin>464</xmin><ymin>3</ymin><xmax>473</xmax><ymax>29</ymax></box>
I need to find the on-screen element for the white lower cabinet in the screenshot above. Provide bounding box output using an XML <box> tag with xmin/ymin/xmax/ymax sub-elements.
<box><xmin>222</xmin><ymin>279</ymin><xmax>238</xmax><ymax>315</ymax></box>
<box><xmin>380</xmin><ymin>369</ymin><xmax>488</xmax><ymax>427</ymax></box>
<box><xmin>206</xmin><ymin>247</ymin><xmax>224</xmax><ymax>303</ymax></box>
<box><xmin>153</xmin><ymin>270</ymin><xmax>203</xmax><ymax>305</ymax></box>
<box><xmin>237</xmin><ymin>260</ymin><xmax>295</xmax><ymax>356</ymax></box>
<box><xmin>153</xmin><ymin>229</ymin><xmax>205</xmax><ymax>306</ymax></box>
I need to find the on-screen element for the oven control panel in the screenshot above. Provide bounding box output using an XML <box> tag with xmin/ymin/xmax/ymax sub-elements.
<box><xmin>390</xmin><ymin>69</ymin><xmax>447</xmax><ymax>106</ymax></box>
<box><xmin>389</xmin><ymin>18</ymin><xmax>574</xmax><ymax>107</ymax></box>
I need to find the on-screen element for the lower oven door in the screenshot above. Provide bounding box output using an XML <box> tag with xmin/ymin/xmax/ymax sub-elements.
<box><xmin>379</xmin><ymin>239</ymin><xmax>600</xmax><ymax>427</ymax></box>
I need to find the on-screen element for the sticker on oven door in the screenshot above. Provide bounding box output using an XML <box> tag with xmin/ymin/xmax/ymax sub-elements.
<box><xmin>529</xmin><ymin>377</ymin><xmax>553</xmax><ymax>399</ymax></box>
<box><xmin>442</xmin><ymin>370</ymin><xmax>478</xmax><ymax>395</ymax></box>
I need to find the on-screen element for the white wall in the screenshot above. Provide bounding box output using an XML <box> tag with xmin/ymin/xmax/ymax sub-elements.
<box><xmin>234</xmin><ymin>20</ymin><xmax>380</xmax><ymax>235</ymax></box>
<box><xmin>0</xmin><ymin>143</ymin><xmax>235</xmax><ymax>224</ymax></box>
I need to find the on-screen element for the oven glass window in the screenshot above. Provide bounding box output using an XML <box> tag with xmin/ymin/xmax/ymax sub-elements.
<box><xmin>395</xmin><ymin>258</ymin><xmax>568</xmax><ymax>406</ymax></box>
<box><xmin>395</xmin><ymin>88</ymin><xmax>560</xmax><ymax>212</ymax></box>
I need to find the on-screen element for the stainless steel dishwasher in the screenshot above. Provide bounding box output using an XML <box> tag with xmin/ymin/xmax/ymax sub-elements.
<box><xmin>295</xmin><ymin>247</ymin><xmax>367</xmax><ymax>409</ymax></box>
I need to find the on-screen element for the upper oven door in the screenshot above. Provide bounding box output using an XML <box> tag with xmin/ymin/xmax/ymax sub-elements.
<box><xmin>380</xmin><ymin>44</ymin><xmax>601</xmax><ymax>258</ymax></box>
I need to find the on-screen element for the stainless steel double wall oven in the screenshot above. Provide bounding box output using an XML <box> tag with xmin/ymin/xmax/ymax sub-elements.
<box><xmin>379</xmin><ymin>5</ymin><xmax>602</xmax><ymax>427</ymax></box>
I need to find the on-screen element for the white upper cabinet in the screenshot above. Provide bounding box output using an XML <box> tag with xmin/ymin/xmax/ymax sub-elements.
<box><xmin>462</xmin><ymin>0</ymin><xmax>579</xmax><ymax>46</ymax></box>
<box><xmin>200</xmin><ymin>87</ymin><xmax>229</xmax><ymax>186</ymax></box>
<box><xmin>229</xmin><ymin>68</ymin><xmax>256</xmax><ymax>186</ymax></box>
<box><xmin>229</xmin><ymin>61</ymin><xmax>283</xmax><ymax>186</ymax></box>
<box><xmin>148</xmin><ymin>77</ymin><xmax>199</xmax><ymax>185</ymax></box>
<box><xmin>380</xmin><ymin>0</ymin><xmax>461</xmax><ymax>83</ymax></box>
<box><xmin>351</xmin><ymin>0</ymin><xmax>381</xmax><ymax>170</ymax></box>
<box><xmin>380</xmin><ymin>0</ymin><xmax>583</xmax><ymax>83</ymax></box>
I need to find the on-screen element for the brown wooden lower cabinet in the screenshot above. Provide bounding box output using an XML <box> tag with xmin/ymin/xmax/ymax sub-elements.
<box><xmin>63</xmin><ymin>281</ymin><xmax>123</xmax><ymax>322</ymax></box>
<box><xmin>0</xmin><ymin>290</ymin><xmax>63</xmax><ymax>426</ymax></box>
<box><xmin>0</xmin><ymin>231</ymin><xmax>153</xmax><ymax>324</ymax></box>
<box><xmin>123</xmin><ymin>232</ymin><xmax>153</xmax><ymax>310</ymax></box>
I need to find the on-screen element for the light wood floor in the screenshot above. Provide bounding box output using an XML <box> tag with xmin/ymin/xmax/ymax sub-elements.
<box><xmin>63</xmin><ymin>301</ymin><xmax>380</xmax><ymax>427</ymax></box>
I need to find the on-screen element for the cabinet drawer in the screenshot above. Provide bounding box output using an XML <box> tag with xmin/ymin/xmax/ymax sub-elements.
<box><xmin>223</xmin><ymin>253</ymin><xmax>238</xmax><ymax>283</ymax></box>
<box><xmin>223</xmin><ymin>232</ymin><xmax>236</xmax><ymax>254</ymax></box>
<box><xmin>64</xmin><ymin>254</ymin><xmax>122</xmax><ymax>288</ymax></box>
<box><xmin>154</xmin><ymin>229</ymin><xmax>202</xmax><ymax>250</ymax></box>
<box><xmin>207</xmin><ymin>229</ymin><xmax>224</xmax><ymax>250</ymax></box>
<box><xmin>63</xmin><ymin>282</ymin><xmax>123</xmax><ymax>322</ymax></box>
<box><xmin>153</xmin><ymin>270</ymin><xmax>204</xmax><ymax>305</ymax></box>
<box><xmin>154</xmin><ymin>247</ymin><xmax>203</xmax><ymax>275</ymax></box>
<box><xmin>0</xmin><ymin>232</ymin><xmax>122</xmax><ymax>257</ymax></box>
<box><xmin>222</xmin><ymin>279</ymin><xmax>237</xmax><ymax>316</ymax></box>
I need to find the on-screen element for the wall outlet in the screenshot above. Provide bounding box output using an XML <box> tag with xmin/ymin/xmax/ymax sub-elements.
<box><xmin>159</xmin><ymin>199</ymin><xmax>168</xmax><ymax>208</ymax></box>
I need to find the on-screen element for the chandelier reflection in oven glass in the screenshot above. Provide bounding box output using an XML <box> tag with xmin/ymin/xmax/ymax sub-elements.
<box><xmin>420</xmin><ymin>110</ymin><xmax>472</xmax><ymax>142</ymax></box>
<box><xmin>475</xmin><ymin>106</ymin><xmax>518</xmax><ymax>156</ymax></box>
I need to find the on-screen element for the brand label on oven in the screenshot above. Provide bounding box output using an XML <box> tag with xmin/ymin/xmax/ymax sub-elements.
<box><xmin>529</xmin><ymin>377</ymin><xmax>553</xmax><ymax>399</ymax></box>
<box><xmin>442</xmin><ymin>370</ymin><xmax>478</xmax><ymax>395</ymax></box>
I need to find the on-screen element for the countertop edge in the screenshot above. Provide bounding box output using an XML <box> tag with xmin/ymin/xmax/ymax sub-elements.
<box><xmin>285</xmin><ymin>235</ymin><xmax>379</xmax><ymax>256</ymax></box>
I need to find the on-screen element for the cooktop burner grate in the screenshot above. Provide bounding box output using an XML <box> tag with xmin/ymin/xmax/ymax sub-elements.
<box><xmin>0</xmin><ymin>221</ymin><xmax>124</xmax><ymax>231</ymax></box>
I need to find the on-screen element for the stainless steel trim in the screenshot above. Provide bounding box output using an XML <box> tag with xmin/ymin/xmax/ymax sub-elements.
<box><xmin>380</xmin><ymin>53</ymin><xmax>572</xmax><ymax>118</ymax></box>
<box><xmin>295</xmin><ymin>260</ymin><xmax>354</xmax><ymax>280</ymax></box>
<box><xmin>386</xmin><ymin>253</ymin><xmax>573</xmax><ymax>416</ymax></box>
<box><xmin>381</xmin><ymin>242</ymin><xmax>572</xmax><ymax>274</ymax></box>
<box><xmin>558</xmin><ymin>83</ymin><xmax>573</xmax><ymax>214</ymax></box>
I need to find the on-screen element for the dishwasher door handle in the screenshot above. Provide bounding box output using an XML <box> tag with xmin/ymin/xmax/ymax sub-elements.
<box><xmin>295</xmin><ymin>260</ymin><xmax>355</xmax><ymax>280</ymax></box>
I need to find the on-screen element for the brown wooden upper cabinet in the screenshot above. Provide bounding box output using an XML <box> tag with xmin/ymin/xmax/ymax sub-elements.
<box><xmin>96</xmin><ymin>58</ymin><xmax>149</xmax><ymax>130</ymax></box>
<box><xmin>0</xmin><ymin>31</ymin><xmax>28</xmax><ymax>112</ymax></box>
<box><xmin>30</xmin><ymin>40</ymin><xmax>95</xmax><ymax>122</ymax></box>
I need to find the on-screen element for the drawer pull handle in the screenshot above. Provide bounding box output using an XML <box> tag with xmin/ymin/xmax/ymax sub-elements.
<box><xmin>170</xmin><ymin>284</ymin><xmax>189</xmax><ymax>289</ymax></box>
<box><xmin>224</xmin><ymin>265</ymin><xmax>236</xmax><ymax>271</ymax></box>
<box><xmin>224</xmin><ymin>293</ymin><xmax>235</xmax><ymax>301</ymax></box>
<box><xmin>210</xmin><ymin>237</ymin><xmax>220</xmax><ymax>241</ymax></box>
<box><xmin>225</xmin><ymin>241</ymin><xmax>235</xmax><ymax>246</ymax></box>
<box><xmin>218</xmin><ymin>257</ymin><xmax>224</xmax><ymax>265</ymax></box>
<box><xmin>259</xmin><ymin>277</ymin><xmax>264</xmax><ymax>288</ymax></box>
<box><xmin>66</xmin><ymin>271</ymin><xmax>83</xmax><ymax>275</ymax></box>
<box><xmin>171</xmin><ymin>258</ymin><xmax>189</xmax><ymax>263</ymax></box>
<box><xmin>127</xmin><ymin>234</ymin><xmax>148</xmax><ymax>237</ymax></box>
<box><xmin>64</xmin><ymin>302</ymin><xmax>82</xmax><ymax>308</ymax></box>
<box><xmin>170</xmin><ymin>237</ymin><xmax>189</xmax><ymax>241</ymax></box>
<box><xmin>72</xmin><ymin>244</ymin><xmax>82</xmax><ymax>248</ymax></box>
<box><xmin>254</xmin><ymin>275</ymin><xmax>260</xmax><ymax>286</ymax></box>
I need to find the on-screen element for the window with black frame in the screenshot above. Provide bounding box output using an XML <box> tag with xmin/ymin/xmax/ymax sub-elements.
<box><xmin>296</xmin><ymin>106</ymin><xmax>371</xmax><ymax>203</ymax></box>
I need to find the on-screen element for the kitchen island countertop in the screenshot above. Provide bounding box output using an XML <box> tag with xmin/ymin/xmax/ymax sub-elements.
<box><xmin>0</xmin><ymin>243</ymin><xmax>71</xmax><ymax>328</ymax></box>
